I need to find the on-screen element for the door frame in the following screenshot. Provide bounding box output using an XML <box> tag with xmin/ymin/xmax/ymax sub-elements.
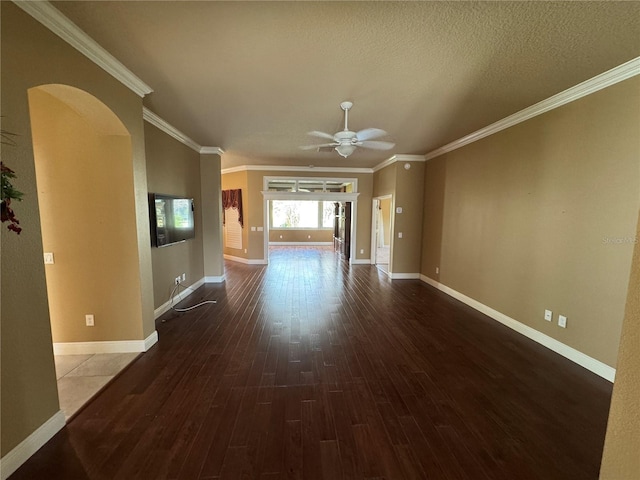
<box><xmin>371</xmin><ymin>194</ymin><xmax>393</xmax><ymax>268</ymax></box>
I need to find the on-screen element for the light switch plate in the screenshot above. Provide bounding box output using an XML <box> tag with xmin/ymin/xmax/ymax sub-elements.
<box><xmin>558</xmin><ymin>315</ymin><xmax>567</xmax><ymax>328</ymax></box>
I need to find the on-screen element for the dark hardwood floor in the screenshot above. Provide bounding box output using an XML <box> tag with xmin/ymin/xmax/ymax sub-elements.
<box><xmin>11</xmin><ymin>246</ymin><xmax>613</xmax><ymax>479</ymax></box>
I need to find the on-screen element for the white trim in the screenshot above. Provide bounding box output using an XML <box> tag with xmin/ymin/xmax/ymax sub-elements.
<box><xmin>424</xmin><ymin>57</ymin><xmax>640</xmax><ymax>161</ymax></box>
<box><xmin>373</xmin><ymin>154</ymin><xmax>426</xmax><ymax>172</ymax></box>
<box><xmin>350</xmin><ymin>258</ymin><xmax>372</xmax><ymax>265</ymax></box>
<box><xmin>154</xmin><ymin>277</ymin><xmax>205</xmax><ymax>318</ymax></box>
<box><xmin>53</xmin><ymin>332</ymin><xmax>157</xmax><ymax>355</ymax></box>
<box><xmin>13</xmin><ymin>0</ymin><xmax>152</xmax><ymax>97</ymax></box>
<box><xmin>420</xmin><ymin>275</ymin><xmax>616</xmax><ymax>382</ymax></box>
<box><xmin>263</xmin><ymin>175</ymin><xmax>359</xmax><ymax>193</ymax></box>
<box><xmin>224</xmin><ymin>254</ymin><xmax>267</xmax><ymax>265</ymax></box>
<box><xmin>205</xmin><ymin>275</ymin><xmax>225</xmax><ymax>283</ymax></box>
<box><xmin>261</xmin><ymin>191</ymin><xmax>360</xmax><ymax>202</ymax></box>
<box><xmin>200</xmin><ymin>146</ymin><xmax>225</xmax><ymax>155</ymax></box>
<box><xmin>222</xmin><ymin>165</ymin><xmax>373</xmax><ymax>175</ymax></box>
<box><xmin>0</xmin><ymin>410</ymin><xmax>66</xmax><ymax>480</ymax></box>
<box><xmin>389</xmin><ymin>272</ymin><xmax>420</xmax><ymax>280</ymax></box>
<box><xmin>143</xmin><ymin>107</ymin><xmax>201</xmax><ymax>152</ymax></box>
<box><xmin>144</xmin><ymin>331</ymin><xmax>158</xmax><ymax>351</ymax></box>
<box><xmin>269</xmin><ymin>242</ymin><xmax>333</xmax><ymax>246</ymax></box>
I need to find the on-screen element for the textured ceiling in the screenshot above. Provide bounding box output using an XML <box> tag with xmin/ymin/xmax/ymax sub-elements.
<box><xmin>52</xmin><ymin>1</ymin><xmax>640</xmax><ymax>169</ymax></box>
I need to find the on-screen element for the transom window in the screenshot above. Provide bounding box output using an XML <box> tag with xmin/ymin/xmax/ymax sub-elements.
<box><xmin>265</xmin><ymin>177</ymin><xmax>355</xmax><ymax>193</ymax></box>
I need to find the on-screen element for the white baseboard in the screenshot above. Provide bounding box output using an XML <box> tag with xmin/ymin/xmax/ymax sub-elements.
<box><xmin>53</xmin><ymin>331</ymin><xmax>158</xmax><ymax>355</ymax></box>
<box><xmin>0</xmin><ymin>410</ymin><xmax>66</xmax><ymax>480</ymax></box>
<box><xmin>144</xmin><ymin>331</ymin><xmax>158</xmax><ymax>351</ymax></box>
<box><xmin>389</xmin><ymin>272</ymin><xmax>421</xmax><ymax>280</ymax></box>
<box><xmin>224</xmin><ymin>254</ymin><xmax>267</xmax><ymax>265</ymax></box>
<box><xmin>205</xmin><ymin>275</ymin><xmax>225</xmax><ymax>283</ymax></box>
<box><xmin>420</xmin><ymin>275</ymin><xmax>616</xmax><ymax>382</ymax></box>
<box><xmin>154</xmin><ymin>277</ymin><xmax>206</xmax><ymax>318</ymax></box>
<box><xmin>350</xmin><ymin>258</ymin><xmax>372</xmax><ymax>265</ymax></box>
<box><xmin>269</xmin><ymin>242</ymin><xmax>333</xmax><ymax>246</ymax></box>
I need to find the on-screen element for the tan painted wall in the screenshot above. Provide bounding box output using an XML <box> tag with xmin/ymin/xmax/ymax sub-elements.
<box><xmin>222</xmin><ymin>168</ymin><xmax>373</xmax><ymax>261</ymax></box>
<box><xmin>29</xmin><ymin>88</ymin><xmax>143</xmax><ymax>342</ymax></box>
<box><xmin>600</xmin><ymin>209</ymin><xmax>640</xmax><ymax>479</ymax></box>
<box><xmin>145</xmin><ymin>122</ymin><xmax>204</xmax><ymax>309</ymax></box>
<box><xmin>221</xmin><ymin>170</ymin><xmax>249</xmax><ymax>258</ymax></box>
<box><xmin>200</xmin><ymin>154</ymin><xmax>225</xmax><ymax>279</ymax></box>
<box><xmin>421</xmin><ymin>156</ymin><xmax>446</xmax><ymax>280</ymax></box>
<box><xmin>269</xmin><ymin>229</ymin><xmax>333</xmax><ymax>243</ymax></box>
<box><xmin>393</xmin><ymin>162</ymin><xmax>425</xmax><ymax>273</ymax></box>
<box><xmin>421</xmin><ymin>76</ymin><xmax>640</xmax><ymax>367</ymax></box>
<box><xmin>1</xmin><ymin>2</ymin><xmax>154</xmax><ymax>455</ymax></box>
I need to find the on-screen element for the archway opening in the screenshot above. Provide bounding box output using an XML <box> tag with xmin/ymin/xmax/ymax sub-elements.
<box><xmin>28</xmin><ymin>84</ymin><xmax>143</xmax><ymax>418</ymax></box>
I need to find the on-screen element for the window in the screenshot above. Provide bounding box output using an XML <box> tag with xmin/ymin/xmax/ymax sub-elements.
<box><xmin>271</xmin><ymin>200</ymin><xmax>334</xmax><ymax>229</ymax></box>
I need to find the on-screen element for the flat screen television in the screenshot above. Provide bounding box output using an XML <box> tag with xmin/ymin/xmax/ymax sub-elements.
<box><xmin>149</xmin><ymin>193</ymin><xmax>195</xmax><ymax>247</ymax></box>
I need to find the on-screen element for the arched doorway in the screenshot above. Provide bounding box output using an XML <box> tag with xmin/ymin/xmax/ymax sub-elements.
<box><xmin>28</xmin><ymin>84</ymin><xmax>144</xmax><ymax>418</ymax></box>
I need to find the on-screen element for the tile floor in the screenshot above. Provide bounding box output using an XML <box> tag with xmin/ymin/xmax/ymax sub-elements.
<box><xmin>54</xmin><ymin>353</ymin><xmax>139</xmax><ymax>420</ymax></box>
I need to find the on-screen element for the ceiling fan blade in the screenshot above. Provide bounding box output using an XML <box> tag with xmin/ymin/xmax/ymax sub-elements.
<box><xmin>359</xmin><ymin>140</ymin><xmax>395</xmax><ymax>150</ymax></box>
<box><xmin>308</xmin><ymin>130</ymin><xmax>335</xmax><ymax>140</ymax></box>
<box><xmin>299</xmin><ymin>143</ymin><xmax>337</xmax><ymax>150</ymax></box>
<box><xmin>356</xmin><ymin>128</ymin><xmax>388</xmax><ymax>141</ymax></box>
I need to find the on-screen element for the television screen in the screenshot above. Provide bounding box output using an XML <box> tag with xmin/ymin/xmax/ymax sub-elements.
<box><xmin>149</xmin><ymin>193</ymin><xmax>195</xmax><ymax>247</ymax></box>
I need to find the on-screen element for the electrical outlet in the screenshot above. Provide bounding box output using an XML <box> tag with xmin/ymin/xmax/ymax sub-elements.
<box><xmin>85</xmin><ymin>314</ymin><xmax>94</xmax><ymax>327</ymax></box>
<box><xmin>360</xmin><ymin>249</ymin><xmax>364</xmax><ymax>254</ymax></box>
<box><xmin>398</xmin><ymin>232</ymin><xmax>403</xmax><ymax>238</ymax></box>
<box><xmin>436</xmin><ymin>267</ymin><xmax>439</xmax><ymax>274</ymax></box>
<box><xmin>544</xmin><ymin>309</ymin><xmax>553</xmax><ymax>321</ymax></box>
<box><xmin>43</xmin><ymin>252</ymin><xmax>55</xmax><ymax>264</ymax></box>
<box><xmin>175</xmin><ymin>276</ymin><xmax>180</xmax><ymax>285</ymax></box>
<box><xmin>558</xmin><ymin>315</ymin><xmax>567</xmax><ymax>328</ymax></box>
<box><xmin>182</xmin><ymin>273</ymin><xmax>186</xmax><ymax>282</ymax></box>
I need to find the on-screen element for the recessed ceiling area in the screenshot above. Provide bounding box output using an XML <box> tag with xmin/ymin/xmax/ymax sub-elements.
<box><xmin>52</xmin><ymin>1</ymin><xmax>640</xmax><ymax>169</ymax></box>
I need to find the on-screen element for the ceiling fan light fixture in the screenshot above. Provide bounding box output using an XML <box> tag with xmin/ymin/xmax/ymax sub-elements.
<box><xmin>335</xmin><ymin>144</ymin><xmax>356</xmax><ymax>157</ymax></box>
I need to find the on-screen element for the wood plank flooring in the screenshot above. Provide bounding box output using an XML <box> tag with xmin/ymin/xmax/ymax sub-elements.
<box><xmin>11</xmin><ymin>246</ymin><xmax>613</xmax><ymax>479</ymax></box>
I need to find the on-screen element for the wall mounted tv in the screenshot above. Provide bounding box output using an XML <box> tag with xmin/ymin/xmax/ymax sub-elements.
<box><xmin>149</xmin><ymin>193</ymin><xmax>195</xmax><ymax>247</ymax></box>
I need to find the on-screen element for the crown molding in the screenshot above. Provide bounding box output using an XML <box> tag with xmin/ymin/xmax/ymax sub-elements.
<box><xmin>221</xmin><ymin>165</ymin><xmax>373</xmax><ymax>175</ymax></box>
<box><xmin>143</xmin><ymin>107</ymin><xmax>203</xmax><ymax>152</ymax></box>
<box><xmin>13</xmin><ymin>0</ymin><xmax>152</xmax><ymax>98</ymax></box>
<box><xmin>424</xmin><ymin>56</ymin><xmax>640</xmax><ymax>161</ymax></box>
<box><xmin>373</xmin><ymin>154</ymin><xmax>426</xmax><ymax>172</ymax></box>
<box><xmin>200</xmin><ymin>146</ymin><xmax>225</xmax><ymax>155</ymax></box>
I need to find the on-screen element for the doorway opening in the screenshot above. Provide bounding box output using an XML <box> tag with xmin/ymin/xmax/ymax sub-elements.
<box><xmin>372</xmin><ymin>195</ymin><xmax>392</xmax><ymax>274</ymax></box>
<box><xmin>262</xmin><ymin>177</ymin><xmax>360</xmax><ymax>264</ymax></box>
<box><xmin>28</xmin><ymin>84</ymin><xmax>142</xmax><ymax>419</ymax></box>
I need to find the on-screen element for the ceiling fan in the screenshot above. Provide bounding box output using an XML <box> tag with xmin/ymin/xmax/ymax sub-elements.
<box><xmin>300</xmin><ymin>101</ymin><xmax>395</xmax><ymax>158</ymax></box>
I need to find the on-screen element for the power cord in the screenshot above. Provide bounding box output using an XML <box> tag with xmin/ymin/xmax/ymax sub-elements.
<box><xmin>169</xmin><ymin>280</ymin><xmax>217</xmax><ymax>313</ymax></box>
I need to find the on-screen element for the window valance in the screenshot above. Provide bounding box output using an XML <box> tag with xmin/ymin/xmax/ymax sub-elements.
<box><xmin>222</xmin><ymin>189</ymin><xmax>243</xmax><ymax>227</ymax></box>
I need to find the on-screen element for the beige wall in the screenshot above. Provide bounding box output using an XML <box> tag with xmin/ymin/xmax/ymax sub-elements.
<box><xmin>145</xmin><ymin>122</ymin><xmax>205</xmax><ymax>309</ymax></box>
<box><xmin>600</xmin><ymin>209</ymin><xmax>640</xmax><ymax>479</ymax></box>
<box><xmin>421</xmin><ymin>156</ymin><xmax>446</xmax><ymax>280</ymax></box>
<box><xmin>269</xmin><ymin>229</ymin><xmax>333</xmax><ymax>243</ymax></box>
<box><xmin>222</xmin><ymin>168</ymin><xmax>373</xmax><ymax>261</ymax></box>
<box><xmin>421</xmin><ymin>76</ymin><xmax>640</xmax><ymax>367</ymax></box>
<box><xmin>200</xmin><ymin>154</ymin><xmax>225</xmax><ymax>279</ymax></box>
<box><xmin>1</xmin><ymin>2</ymin><xmax>154</xmax><ymax>455</ymax></box>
